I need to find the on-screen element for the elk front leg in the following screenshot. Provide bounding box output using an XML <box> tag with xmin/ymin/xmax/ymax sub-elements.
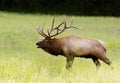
<box><xmin>66</xmin><ymin>56</ymin><xmax>74</xmax><ymax>70</ymax></box>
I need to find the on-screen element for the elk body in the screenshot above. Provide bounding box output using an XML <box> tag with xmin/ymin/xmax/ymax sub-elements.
<box><xmin>36</xmin><ymin>19</ymin><xmax>112</xmax><ymax>70</ymax></box>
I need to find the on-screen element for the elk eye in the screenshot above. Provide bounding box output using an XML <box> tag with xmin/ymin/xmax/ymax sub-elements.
<box><xmin>44</xmin><ymin>40</ymin><xmax>48</xmax><ymax>42</ymax></box>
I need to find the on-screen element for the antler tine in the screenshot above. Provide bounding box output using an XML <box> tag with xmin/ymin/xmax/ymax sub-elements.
<box><xmin>66</xmin><ymin>20</ymin><xmax>78</xmax><ymax>29</ymax></box>
<box><xmin>41</xmin><ymin>24</ymin><xmax>49</xmax><ymax>37</ymax></box>
<box><xmin>37</xmin><ymin>24</ymin><xmax>48</xmax><ymax>38</ymax></box>
<box><xmin>70</xmin><ymin>19</ymin><xmax>73</xmax><ymax>27</ymax></box>
<box><xmin>54</xmin><ymin>21</ymin><xmax>64</xmax><ymax>31</ymax></box>
<box><xmin>58</xmin><ymin>20</ymin><xmax>66</xmax><ymax>32</ymax></box>
<box><xmin>57</xmin><ymin>20</ymin><xmax>67</xmax><ymax>32</ymax></box>
<box><xmin>47</xmin><ymin>19</ymin><xmax>64</xmax><ymax>37</ymax></box>
<box><xmin>37</xmin><ymin>25</ymin><xmax>44</xmax><ymax>37</ymax></box>
<box><xmin>49</xmin><ymin>18</ymin><xmax>55</xmax><ymax>34</ymax></box>
<box><xmin>47</xmin><ymin>18</ymin><xmax>55</xmax><ymax>37</ymax></box>
<box><xmin>50</xmin><ymin>20</ymin><xmax>67</xmax><ymax>37</ymax></box>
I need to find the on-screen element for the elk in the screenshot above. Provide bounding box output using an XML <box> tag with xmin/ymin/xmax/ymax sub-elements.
<box><xmin>36</xmin><ymin>19</ymin><xmax>112</xmax><ymax>70</ymax></box>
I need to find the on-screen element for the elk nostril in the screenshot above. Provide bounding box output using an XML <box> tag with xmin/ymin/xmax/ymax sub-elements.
<box><xmin>36</xmin><ymin>43</ymin><xmax>39</xmax><ymax>45</ymax></box>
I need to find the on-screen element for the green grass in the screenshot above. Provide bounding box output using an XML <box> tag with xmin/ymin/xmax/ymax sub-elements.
<box><xmin>0</xmin><ymin>12</ymin><xmax>120</xmax><ymax>83</ymax></box>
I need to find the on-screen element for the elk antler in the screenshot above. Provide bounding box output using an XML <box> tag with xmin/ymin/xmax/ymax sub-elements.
<box><xmin>47</xmin><ymin>19</ymin><xmax>64</xmax><ymax>37</ymax></box>
<box><xmin>48</xmin><ymin>19</ymin><xmax>78</xmax><ymax>37</ymax></box>
<box><xmin>37</xmin><ymin>24</ymin><xmax>49</xmax><ymax>38</ymax></box>
<box><xmin>37</xmin><ymin>19</ymin><xmax>77</xmax><ymax>38</ymax></box>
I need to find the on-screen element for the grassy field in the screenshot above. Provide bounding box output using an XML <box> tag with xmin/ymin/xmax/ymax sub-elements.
<box><xmin>0</xmin><ymin>12</ymin><xmax>120</xmax><ymax>83</ymax></box>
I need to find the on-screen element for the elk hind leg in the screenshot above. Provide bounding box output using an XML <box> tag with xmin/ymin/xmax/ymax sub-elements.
<box><xmin>100</xmin><ymin>56</ymin><xmax>113</xmax><ymax>70</ymax></box>
<box><xmin>92</xmin><ymin>57</ymin><xmax>101</xmax><ymax>70</ymax></box>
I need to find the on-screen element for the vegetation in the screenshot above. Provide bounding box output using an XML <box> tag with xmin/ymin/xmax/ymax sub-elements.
<box><xmin>0</xmin><ymin>12</ymin><xmax>120</xmax><ymax>83</ymax></box>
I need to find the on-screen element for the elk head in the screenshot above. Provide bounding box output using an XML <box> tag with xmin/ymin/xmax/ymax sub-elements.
<box><xmin>36</xmin><ymin>19</ymin><xmax>77</xmax><ymax>54</ymax></box>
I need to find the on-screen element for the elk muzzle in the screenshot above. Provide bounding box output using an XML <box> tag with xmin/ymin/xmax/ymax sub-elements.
<box><xmin>36</xmin><ymin>42</ymin><xmax>42</xmax><ymax>48</ymax></box>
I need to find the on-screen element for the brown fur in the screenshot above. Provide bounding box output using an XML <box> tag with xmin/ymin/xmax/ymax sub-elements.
<box><xmin>36</xmin><ymin>35</ymin><xmax>112</xmax><ymax>70</ymax></box>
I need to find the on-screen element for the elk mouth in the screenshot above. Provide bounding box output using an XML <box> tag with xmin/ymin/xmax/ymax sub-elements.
<box><xmin>37</xmin><ymin>45</ymin><xmax>41</xmax><ymax>48</ymax></box>
<box><xmin>36</xmin><ymin>43</ymin><xmax>41</xmax><ymax>48</ymax></box>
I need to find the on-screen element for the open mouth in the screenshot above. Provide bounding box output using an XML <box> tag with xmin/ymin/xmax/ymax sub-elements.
<box><xmin>36</xmin><ymin>43</ymin><xmax>41</xmax><ymax>48</ymax></box>
<box><xmin>36</xmin><ymin>45</ymin><xmax>41</xmax><ymax>48</ymax></box>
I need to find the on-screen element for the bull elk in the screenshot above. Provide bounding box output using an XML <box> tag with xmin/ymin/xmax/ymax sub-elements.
<box><xmin>36</xmin><ymin>19</ymin><xmax>112</xmax><ymax>70</ymax></box>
